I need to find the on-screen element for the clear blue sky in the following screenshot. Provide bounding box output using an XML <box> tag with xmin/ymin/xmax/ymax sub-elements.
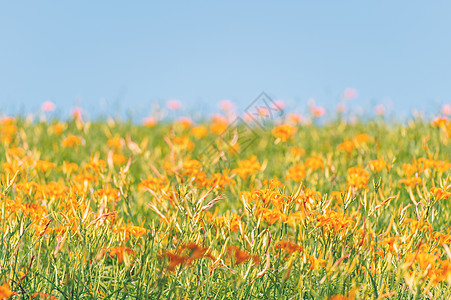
<box><xmin>1</xmin><ymin>1</ymin><xmax>450</xmax><ymax>119</ymax></box>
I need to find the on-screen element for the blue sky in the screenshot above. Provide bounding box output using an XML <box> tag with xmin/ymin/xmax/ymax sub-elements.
<box><xmin>1</xmin><ymin>1</ymin><xmax>450</xmax><ymax>119</ymax></box>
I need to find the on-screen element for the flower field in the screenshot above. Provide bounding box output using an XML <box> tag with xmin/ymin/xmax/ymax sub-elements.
<box><xmin>0</xmin><ymin>111</ymin><xmax>450</xmax><ymax>299</ymax></box>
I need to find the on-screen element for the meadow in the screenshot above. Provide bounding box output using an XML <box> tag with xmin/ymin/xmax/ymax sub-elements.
<box><xmin>0</xmin><ymin>108</ymin><xmax>450</xmax><ymax>299</ymax></box>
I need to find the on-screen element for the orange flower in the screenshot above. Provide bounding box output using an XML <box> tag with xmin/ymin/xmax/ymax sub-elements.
<box><xmin>275</xmin><ymin>240</ymin><xmax>303</xmax><ymax>257</ymax></box>
<box><xmin>61</xmin><ymin>161</ymin><xmax>79</xmax><ymax>174</ymax></box>
<box><xmin>162</xmin><ymin>251</ymin><xmax>187</xmax><ymax>272</ymax></box>
<box><xmin>210</xmin><ymin>116</ymin><xmax>228</xmax><ymax>135</ymax></box>
<box><xmin>288</xmin><ymin>113</ymin><xmax>302</xmax><ymax>124</ymax></box>
<box><xmin>231</xmin><ymin>155</ymin><xmax>261</xmax><ymax>179</ymax></box>
<box><xmin>95</xmin><ymin>187</ymin><xmax>120</xmax><ymax>200</ymax></box>
<box><xmin>434</xmin><ymin>232</ymin><xmax>451</xmax><ymax>246</ymax></box>
<box><xmin>230</xmin><ymin>214</ymin><xmax>242</xmax><ymax>232</ymax></box>
<box><xmin>7</xmin><ymin>147</ymin><xmax>25</xmax><ymax>157</ymax></box>
<box><xmin>62</xmin><ymin>135</ymin><xmax>82</xmax><ymax>148</ymax></box>
<box><xmin>138</xmin><ymin>177</ymin><xmax>166</xmax><ymax>191</ymax></box>
<box><xmin>255</xmin><ymin>208</ymin><xmax>287</xmax><ymax>225</ymax></box>
<box><xmin>112</xmin><ymin>153</ymin><xmax>127</xmax><ymax>165</ymax></box>
<box><xmin>172</xmin><ymin>137</ymin><xmax>194</xmax><ymax>151</ymax></box>
<box><xmin>329</xmin><ymin>289</ymin><xmax>356</xmax><ymax>300</ymax></box>
<box><xmin>180</xmin><ymin>242</ymin><xmax>215</xmax><ymax>264</ymax></box>
<box><xmin>191</xmin><ymin>126</ymin><xmax>208</xmax><ymax>138</ymax></box>
<box><xmin>227</xmin><ymin>245</ymin><xmax>259</xmax><ymax>265</ymax></box>
<box><xmin>85</xmin><ymin>159</ymin><xmax>107</xmax><ymax>173</ymax></box>
<box><xmin>292</xmin><ymin>187</ymin><xmax>321</xmax><ymax>209</ymax></box>
<box><xmin>399</xmin><ymin>177</ymin><xmax>422</xmax><ymax>188</ymax></box>
<box><xmin>430</xmin><ymin>187</ymin><xmax>450</xmax><ymax>201</ymax></box>
<box><xmin>107</xmin><ymin>137</ymin><xmax>123</xmax><ymax>149</ymax></box>
<box><xmin>52</xmin><ymin>123</ymin><xmax>65</xmax><ymax>135</ymax></box>
<box><xmin>432</xmin><ymin>115</ymin><xmax>448</xmax><ymax>127</ymax></box>
<box><xmin>209</xmin><ymin>170</ymin><xmax>235</xmax><ymax>189</ymax></box>
<box><xmin>272</xmin><ymin>124</ymin><xmax>297</xmax><ymax>142</ymax></box>
<box><xmin>316</xmin><ymin>209</ymin><xmax>354</xmax><ymax>234</ymax></box>
<box><xmin>289</xmin><ymin>147</ymin><xmax>305</xmax><ymax>157</ymax></box>
<box><xmin>143</xmin><ymin>116</ymin><xmax>157</xmax><ymax>127</ymax></box>
<box><xmin>35</xmin><ymin>160</ymin><xmax>56</xmax><ymax>173</ymax></box>
<box><xmin>182</xmin><ymin>160</ymin><xmax>202</xmax><ymax>177</ymax></box>
<box><xmin>32</xmin><ymin>292</ymin><xmax>58</xmax><ymax>300</ymax></box>
<box><xmin>105</xmin><ymin>246</ymin><xmax>135</xmax><ymax>263</ymax></box>
<box><xmin>177</xmin><ymin>117</ymin><xmax>192</xmax><ymax>129</ymax></box>
<box><xmin>402</xmin><ymin>163</ymin><xmax>417</xmax><ymax>177</ymax></box>
<box><xmin>353</xmin><ymin>133</ymin><xmax>370</xmax><ymax>145</ymax></box>
<box><xmin>330</xmin><ymin>191</ymin><xmax>344</xmax><ymax>204</ymax></box>
<box><xmin>160</xmin><ymin>243</ymin><xmax>215</xmax><ymax>272</ymax></box>
<box><xmin>346</xmin><ymin>167</ymin><xmax>370</xmax><ymax>190</ymax></box>
<box><xmin>0</xmin><ymin>283</ymin><xmax>15</xmax><ymax>299</ymax></box>
<box><xmin>338</xmin><ymin>140</ymin><xmax>354</xmax><ymax>154</ymax></box>
<box><xmin>286</xmin><ymin>165</ymin><xmax>306</xmax><ymax>182</ymax></box>
<box><xmin>368</xmin><ymin>159</ymin><xmax>390</xmax><ymax>172</ymax></box>
<box><xmin>113</xmin><ymin>225</ymin><xmax>148</xmax><ymax>240</ymax></box>
<box><xmin>308</xmin><ymin>255</ymin><xmax>327</xmax><ymax>270</ymax></box>
<box><xmin>305</xmin><ymin>156</ymin><xmax>324</xmax><ymax>171</ymax></box>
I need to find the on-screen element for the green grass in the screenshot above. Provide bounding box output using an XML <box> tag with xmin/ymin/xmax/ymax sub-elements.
<box><xmin>0</xmin><ymin>115</ymin><xmax>450</xmax><ymax>299</ymax></box>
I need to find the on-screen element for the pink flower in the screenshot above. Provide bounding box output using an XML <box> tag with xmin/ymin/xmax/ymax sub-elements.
<box><xmin>349</xmin><ymin>115</ymin><xmax>358</xmax><ymax>124</ymax></box>
<box><xmin>343</xmin><ymin>88</ymin><xmax>358</xmax><ymax>100</ymax></box>
<box><xmin>308</xmin><ymin>98</ymin><xmax>316</xmax><ymax>107</ymax></box>
<box><xmin>288</xmin><ymin>113</ymin><xmax>302</xmax><ymax>124</ymax></box>
<box><xmin>273</xmin><ymin>100</ymin><xmax>285</xmax><ymax>110</ymax></box>
<box><xmin>143</xmin><ymin>116</ymin><xmax>157</xmax><ymax>127</ymax></box>
<box><xmin>312</xmin><ymin>106</ymin><xmax>325</xmax><ymax>117</ymax></box>
<box><xmin>167</xmin><ymin>99</ymin><xmax>182</xmax><ymax>111</ymax></box>
<box><xmin>374</xmin><ymin>104</ymin><xmax>386</xmax><ymax>116</ymax></box>
<box><xmin>243</xmin><ymin>113</ymin><xmax>254</xmax><ymax>122</ymax></box>
<box><xmin>258</xmin><ymin>106</ymin><xmax>269</xmax><ymax>117</ymax></box>
<box><xmin>0</xmin><ymin>116</ymin><xmax>14</xmax><ymax>123</ymax></box>
<box><xmin>211</xmin><ymin>113</ymin><xmax>228</xmax><ymax>123</ymax></box>
<box><xmin>177</xmin><ymin>116</ymin><xmax>192</xmax><ymax>128</ymax></box>
<box><xmin>42</xmin><ymin>101</ymin><xmax>56</xmax><ymax>112</ymax></box>
<box><xmin>308</xmin><ymin>98</ymin><xmax>325</xmax><ymax>117</ymax></box>
<box><xmin>442</xmin><ymin>104</ymin><xmax>451</xmax><ymax>116</ymax></box>
<box><xmin>72</xmin><ymin>107</ymin><xmax>83</xmax><ymax>120</ymax></box>
<box><xmin>336</xmin><ymin>103</ymin><xmax>347</xmax><ymax>113</ymax></box>
<box><xmin>219</xmin><ymin>99</ymin><xmax>234</xmax><ymax>111</ymax></box>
